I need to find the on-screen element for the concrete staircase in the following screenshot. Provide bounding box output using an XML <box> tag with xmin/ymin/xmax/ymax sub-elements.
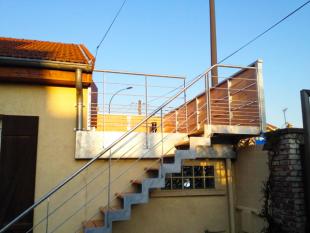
<box><xmin>83</xmin><ymin>133</ymin><xmax>207</xmax><ymax>233</ymax></box>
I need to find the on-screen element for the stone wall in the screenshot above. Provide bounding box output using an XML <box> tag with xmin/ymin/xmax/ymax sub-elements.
<box><xmin>264</xmin><ymin>128</ymin><xmax>306</xmax><ymax>233</ymax></box>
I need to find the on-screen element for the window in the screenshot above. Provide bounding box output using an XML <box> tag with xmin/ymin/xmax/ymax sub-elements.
<box><xmin>163</xmin><ymin>160</ymin><xmax>226</xmax><ymax>190</ymax></box>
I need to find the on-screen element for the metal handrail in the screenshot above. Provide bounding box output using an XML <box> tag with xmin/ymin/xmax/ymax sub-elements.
<box><xmin>0</xmin><ymin>63</ymin><xmax>259</xmax><ymax>233</ymax></box>
<box><xmin>93</xmin><ymin>69</ymin><xmax>186</xmax><ymax>79</ymax></box>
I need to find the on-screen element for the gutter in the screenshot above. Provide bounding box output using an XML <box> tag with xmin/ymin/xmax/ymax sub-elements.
<box><xmin>0</xmin><ymin>56</ymin><xmax>93</xmax><ymax>73</ymax></box>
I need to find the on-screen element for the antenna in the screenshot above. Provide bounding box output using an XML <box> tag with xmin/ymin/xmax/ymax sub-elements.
<box><xmin>282</xmin><ymin>107</ymin><xmax>288</xmax><ymax>127</ymax></box>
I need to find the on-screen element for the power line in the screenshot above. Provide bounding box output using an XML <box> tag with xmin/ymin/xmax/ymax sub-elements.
<box><xmin>219</xmin><ymin>0</ymin><xmax>310</xmax><ymax>64</ymax></box>
<box><xmin>95</xmin><ymin>0</ymin><xmax>128</xmax><ymax>59</ymax></box>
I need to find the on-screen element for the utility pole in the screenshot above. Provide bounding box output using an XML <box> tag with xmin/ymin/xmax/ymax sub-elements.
<box><xmin>209</xmin><ymin>0</ymin><xmax>218</xmax><ymax>86</ymax></box>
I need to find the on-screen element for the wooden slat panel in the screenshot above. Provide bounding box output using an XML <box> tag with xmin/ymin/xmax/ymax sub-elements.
<box><xmin>211</xmin><ymin>82</ymin><xmax>229</xmax><ymax>125</ymax></box>
<box><xmin>230</xmin><ymin>69</ymin><xmax>259</xmax><ymax>126</ymax></box>
<box><xmin>186</xmin><ymin>99</ymin><xmax>198</xmax><ymax>133</ymax></box>
<box><xmin>176</xmin><ymin>105</ymin><xmax>187</xmax><ymax>133</ymax></box>
<box><xmin>163</xmin><ymin>111</ymin><xmax>176</xmax><ymax>133</ymax></box>
<box><xmin>197</xmin><ymin>94</ymin><xmax>207</xmax><ymax>129</ymax></box>
<box><xmin>162</xmin><ymin>67</ymin><xmax>261</xmax><ymax>130</ymax></box>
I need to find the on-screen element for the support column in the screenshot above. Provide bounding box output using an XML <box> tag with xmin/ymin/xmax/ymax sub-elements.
<box><xmin>226</xmin><ymin>158</ymin><xmax>236</xmax><ymax>233</ymax></box>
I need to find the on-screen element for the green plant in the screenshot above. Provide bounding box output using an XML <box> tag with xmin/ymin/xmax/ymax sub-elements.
<box><xmin>259</xmin><ymin>151</ymin><xmax>283</xmax><ymax>233</ymax></box>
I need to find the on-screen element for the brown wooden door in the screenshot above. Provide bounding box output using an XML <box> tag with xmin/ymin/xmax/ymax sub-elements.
<box><xmin>0</xmin><ymin>115</ymin><xmax>39</xmax><ymax>233</ymax></box>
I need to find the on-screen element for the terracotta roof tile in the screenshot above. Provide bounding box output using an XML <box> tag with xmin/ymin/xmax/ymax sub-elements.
<box><xmin>0</xmin><ymin>37</ymin><xmax>95</xmax><ymax>65</ymax></box>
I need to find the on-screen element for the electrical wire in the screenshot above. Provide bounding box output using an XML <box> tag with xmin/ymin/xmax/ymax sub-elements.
<box><xmin>219</xmin><ymin>0</ymin><xmax>310</xmax><ymax>64</ymax></box>
<box><xmin>95</xmin><ymin>0</ymin><xmax>128</xmax><ymax>58</ymax></box>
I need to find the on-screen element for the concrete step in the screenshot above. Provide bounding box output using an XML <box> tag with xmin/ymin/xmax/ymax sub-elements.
<box><xmin>174</xmin><ymin>139</ymin><xmax>190</xmax><ymax>150</ymax></box>
<box><xmin>84</xmin><ymin>148</ymin><xmax>200</xmax><ymax>233</ymax></box>
<box><xmin>188</xmin><ymin>128</ymin><xmax>204</xmax><ymax>137</ymax></box>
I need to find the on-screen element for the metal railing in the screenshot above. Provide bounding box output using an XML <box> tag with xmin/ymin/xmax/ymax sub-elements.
<box><xmin>88</xmin><ymin>69</ymin><xmax>186</xmax><ymax>133</ymax></box>
<box><xmin>0</xmin><ymin>62</ymin><xmax>265</xmax><ymax>233</ymax></box>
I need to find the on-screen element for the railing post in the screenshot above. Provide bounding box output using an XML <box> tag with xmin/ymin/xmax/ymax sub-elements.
<box><xmin>195</xmin><ymin>97</ymin><xmax>199</xmax><ymax>130</ymax></box>
<box><xmin>102</xmin><ymin>72</ymin><xmax>105</xmax><ymax>131</ymax></box>
<box><xmin>204</xmin><ymin>74</ymin><xmax>210</xmax><ymax>126</ymax></box>
<box><xmin>175</xmin><ymin>110</ymin><xmax>178</xmax><ymax>133</ymax></box>
<box><xmin>207</xmin><ymin>73</ymin><xmax>212</xmax><ymax>127</ymax></box>
<box><xmin>45</xmin><ymin>198</ymin><xmax>50</xmax><ymax>233</ymax></box>
<box><xmin>145</xmin><ymin>76</ymin><xmax>148</xmax><ymax>148</ymax></box>
<box><xmin>227</xmin><ymin>79</ymin><xmax>232</xmax><ymax>125</ymax></box>
<box><xmin>255</xmin><ymin>60</ymin><xmax>266</xmax><ymax>132</ymax></box>
<box><xmin>107</xmin><ymin>150</ymin><xmax>111</xmax><ymax>227</ymax></box>
<box><xmin>160</xmin><ymin>109</ymin><xmax>164</xmax><ymax>170</ymax></box>
<box><xmin>183</xmin><ymin>79</ymin><xmax>188</xmax><ymax>134</ymax></box>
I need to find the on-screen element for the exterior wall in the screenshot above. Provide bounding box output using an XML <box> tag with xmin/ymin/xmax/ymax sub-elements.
<box><xmin>264</xmin><ymin>129</ymin><xmax>306</xmax><ymax>233</ymax></box>
<box><xmin>0</xmin><ymin>83</ymin><xmax>89</xmax><ymax>232</ymax></box>
<box><xmin>113</xmin><ymin>195</ymin><xmax>229</xmax><ymax>233</ymax></box>
<box><xmin>0</xmin><ymin>83</ymin><xmax>230</xmax><ymax>233</ymax></box>
<box><xmin>0</xmin><ymin>83</ymin><xmax>88</xmax><ymax>190</ymax></box>
<box><xmin>234</xmin><ymin>145</ymin><xmax>269</xmax><ymax>233</ymax></box>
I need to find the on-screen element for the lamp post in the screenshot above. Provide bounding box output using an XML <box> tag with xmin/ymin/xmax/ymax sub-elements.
<box><xmin>108</xmin><ymin>86</ymin><xmax>133</xmax><ymax>114</ymax></box>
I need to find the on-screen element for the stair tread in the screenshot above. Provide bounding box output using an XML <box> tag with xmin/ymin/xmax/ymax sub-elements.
<box><xmin>144</xmin><ymin>167</ymin><xmax>160</xmax><ymax>172</ymax></box>
<box><xmin>188</xmin><ymin>128</ymin><xmax>204</xmax><ymax>137</ymax></box>
<box><xmin>174</xmin><ymin>139</ymin><xmax>190</xmax><ymax>148</ymax></box>
<box><xmin>115</xmin><ymin>192</ymin><xmax>135</xmax><ymax>198</ymax></box>
<box><xmin>99</xmin><ymin>206</ymin><xmax>121</xmax><ymax>213</ymax></box>
<box><xmin>131</xmin><ymin>179</ymin><xmax>142</xmax><ymax>185</ymax></box>
<box><xmin>83</xmin><ymin>219</ymin><xmax>104</xmax><ymax>228</ymax></box>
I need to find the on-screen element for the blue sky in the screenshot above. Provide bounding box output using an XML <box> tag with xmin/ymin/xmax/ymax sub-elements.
<box><xmin>1</xmin><ymin>0</ymin><xmax>309</xmax><ymax>127</ymax></box>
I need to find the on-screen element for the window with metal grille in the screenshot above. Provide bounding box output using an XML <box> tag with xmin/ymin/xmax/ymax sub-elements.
<box><xmin>163</xmin><ymin>160</ymin><xmax>226</xmax><ymax>190</ymax></box>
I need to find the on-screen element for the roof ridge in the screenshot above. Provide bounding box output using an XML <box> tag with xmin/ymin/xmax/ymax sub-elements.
<box><xmin>79</xmin><ymin>44</ymin><xmax>95</xmax><ymax>65</ymax></box>
<box><xmin>77</xmin><ymin>44</ymin><xmax>93</xmax><ymax>66</ymax></box>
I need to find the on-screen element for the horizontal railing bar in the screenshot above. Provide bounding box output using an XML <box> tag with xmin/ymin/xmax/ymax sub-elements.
<box><xmin>215</xmin><ymin>77</ymin><xmax>257</xmax><ymax>81</ymax></box>
<box><xmin>94</xmin><ymin>69</ymin><xmax>186</xmax><ymax>79</ymax></box>
<box><xmin>91</xmin><ymin>81</ymin><xmax>182</xmax><ymax>89</ymax></box>
<box><xmin>93</xmin><ymin>92</ymin><xmax>183</xmax><ymax>98</ymax></box>
<box><xmin>216</xmin><ymin>64</ymin><xmax>257</xmax><ymax>70</ymax></box>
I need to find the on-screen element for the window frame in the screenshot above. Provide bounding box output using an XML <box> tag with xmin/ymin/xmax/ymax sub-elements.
<box><xmin>155</xmin><ymin>159</ymin><xmax>227</xmax><ymax>196</ymax></box>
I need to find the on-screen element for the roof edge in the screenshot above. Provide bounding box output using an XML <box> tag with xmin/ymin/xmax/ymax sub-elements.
<box><xmin>0</xmin><ymin>56</ymin><xmax>93</xmax><ymax>73</ymax></box>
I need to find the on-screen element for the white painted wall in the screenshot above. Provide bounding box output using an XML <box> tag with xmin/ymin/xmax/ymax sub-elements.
<box><xmin>75</xmin><ymin>131</ymin><xmax>187</xmax><ymax>159</ymax></box>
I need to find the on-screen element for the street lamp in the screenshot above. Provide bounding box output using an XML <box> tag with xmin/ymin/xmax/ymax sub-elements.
<box><xmin>108</xmin><ymin>86</ymin><xmax>133</xmax><ymax>114</ymax></box>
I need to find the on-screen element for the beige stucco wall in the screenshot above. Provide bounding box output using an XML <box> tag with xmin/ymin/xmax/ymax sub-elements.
<box><xmin>0</xmin><ymin>83</ymin><xmax>230</xmax><ymax>233</ymax></box>
<box><xmin>234</xmin><ymin>145</ymin><xmax>269</xmax><ymax>233</ymax></box>
<box><xmin>0</xmin><ymin>83</ymin><xmax>88</xmax><ymax>191</ymax></box>
<box><xmin>0</xmin><ymin>83</ymin><xmax>90</xmax><ymax>232</ymax></box>
<box><xmin>113</xmin><ymin>195</ymin><xmax>229</xmax><ymax>233</ymax></box>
